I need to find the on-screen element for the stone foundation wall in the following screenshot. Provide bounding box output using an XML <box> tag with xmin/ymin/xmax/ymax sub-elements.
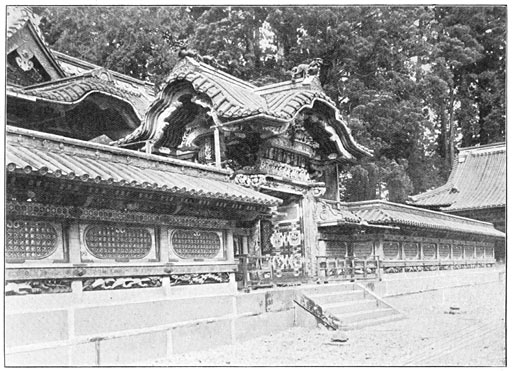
<box><xmin>364</xmin><ymin>267</ymin><xmax>504</xmax><ymax>297</ymax></box>
<box><xmin>5</xmin><ymin>280</ymin><xmax>298</xmax><ymax>366</ymax></box>
<box><xmin>6</xmin><ymin>268</ymin><xmax>504</xmax><ymax>366</ymax></box>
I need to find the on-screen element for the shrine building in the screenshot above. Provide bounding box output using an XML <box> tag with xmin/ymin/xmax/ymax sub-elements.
<box><xmin>5</xmin><ymin>7</ymin><xmax>505</xmax><ymax>366</ymax></box>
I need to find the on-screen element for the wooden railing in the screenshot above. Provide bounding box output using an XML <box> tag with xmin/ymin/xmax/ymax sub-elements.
<box><xmin>236</xmin><ymin>255</ymin><xmax>273</xmax><ymax>289</ymax></box>
<box><xmin>316</xmin><ymin>256</ymin><xmax>381</xmax><ymax>282</ymax></box>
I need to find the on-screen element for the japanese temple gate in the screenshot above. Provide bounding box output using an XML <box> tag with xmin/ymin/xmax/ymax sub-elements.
<box><xmin>5</xmin><ymin>6</ymin><xmax>505</xmax><ymax>366</ymax></box>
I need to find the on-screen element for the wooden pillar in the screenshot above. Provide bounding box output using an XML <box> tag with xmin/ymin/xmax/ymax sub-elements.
<box><xmin>301</xmin><ymin>191</ymin><xmax>319</xmax><ymax>279</ymax></box>
<box><xmin>374</xmin><ymin>235</ymin><xmax>384</xmax><ymax>261</ymax></box>
<box><xmin>225</xmin><ymin>229</ymin><xmax>235</xmax><ymax>264</ymax></box>
<box><xmin>214</xmin><ymin>126</ymin><xmax>221</xmax><ymax>168</ymax></box>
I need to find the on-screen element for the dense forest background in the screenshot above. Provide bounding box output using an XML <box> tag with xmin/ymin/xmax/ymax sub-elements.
<box><xmin>33</xmin><ymin>6</ymin><xmax>506</xmax><ymax>202</ymax></box>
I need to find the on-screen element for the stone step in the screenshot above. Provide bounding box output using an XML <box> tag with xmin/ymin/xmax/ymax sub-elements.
<box><xmin>323</xmin><ymin>298</ymin><xmax>382</xmax><ymax>314</ymax></box>
<box><xmin>332</xmin><ymin>307</ymin><xmax>397</xmax><ymax>323</ymax></box>
<box><xmin>307</xmin><ymin>289</ymin><xmax>367</xmax><ymax>305</ymax></box>
<box><xmin>341</xmin><ymin>313</ymin><xmax>406</xmax><ymax>330</ymax></box>
<box><xmin>301</xmin><ymin>282</ymin><xmax>358</xmax><ymax>296</ymax></box>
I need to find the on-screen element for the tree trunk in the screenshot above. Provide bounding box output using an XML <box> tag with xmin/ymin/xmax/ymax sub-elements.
<box><xmin>447</xmin><ymin>86</ymin><xmax>456</xmax><ymax>169</ymax></box>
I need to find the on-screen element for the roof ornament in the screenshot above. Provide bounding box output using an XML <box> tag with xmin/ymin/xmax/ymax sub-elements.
<box><xmin>15</xmin><ymin>49</ymin><xmax>34</xmax><ymax>71</ymax></box>
<box><xmin>288</xmin><ymin>58</ymin><xmax>323</xmax><ymax>82</ymax></box>
<box><xmin>163</xmin><ymin>31</ymin><xmax>228</xmax><ymax>72</ymax></box>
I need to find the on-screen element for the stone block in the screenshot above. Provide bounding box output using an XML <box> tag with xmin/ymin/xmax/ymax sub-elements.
<box><xmin>294</xmin><ymin>306</ymin><xmax>320</xmax><ymax>329</ymax></box>
<box><xmin>171</xmin><ymin>319</ymin><xmax>232</xmax><ymax>354</ymax></box>
<box><xmin>70</xmin><ymin>342</ymin><xmax>98</xmax><ymax>366</ymax></box>
<box><xmin>5</xmin><ymin>310</ymin><xmax>68</xmax><ymax>347</ymax></box>
<box><xmin>234</xmin><ymin>310</ymin><xmax>295</xmax><ymax>343</ymax></box>
<box><xmin>265</xmin><ymin>288</ymin><xmax>296</xmax><ymax>312</ymax></box>
<box><xmin>236</xmin><ymin>292</ymin><xmax>265</xmax><ymax>314</ymax></box>
<box><xmin>5</xmin><ymin>346</ymin><xmax>68</xmax><ymax>366</ymax></box>
<box><xmin>75</xmin><ymin>296</ymin><xmax>233</xmax><ymax>336</ymax></box>
<box><xmin>99</xmin><ymin>330</ymin><xmax>167</xmax><ymax>365</ymax></box>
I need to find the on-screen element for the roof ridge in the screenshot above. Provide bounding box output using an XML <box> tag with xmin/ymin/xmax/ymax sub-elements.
<box><xmin>53</xmin><ymin>50</ymin><xmax>155</xmax><ymax>88</ymax></box>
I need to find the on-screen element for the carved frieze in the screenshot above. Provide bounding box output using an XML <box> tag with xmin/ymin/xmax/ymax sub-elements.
<box><xmin>5</xmin><ymin>279</ymin><xmax>72</xmax><ymax>295</ymax></box>
<box><xmin>169</xmin><ymin>272</ymin><xmax>230</xmax><ymax>286</ymax></box>
<box><xmin>258</xmin><ymin>158</ymin><xmax>310</xmax><ymax>182</ymax></box>
<box><xmin>233</xmin><ymin>174</ymin><xmax>266</xmax><ymax>188</ymax></box>
<box><xmin>83</xmin><ymin>277</ymin><xmax>162</xmax><ymax>291</ymax></box>
<box><xmin>7</xmin><ymin>201</ymin><xmax>231</xmax><ymax>229</ymax></box>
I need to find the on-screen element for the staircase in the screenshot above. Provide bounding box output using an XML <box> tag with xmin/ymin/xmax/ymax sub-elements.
<box><xmin>295</xmin><ymin>281</ymin><xmax>405</xmax><ymax>330</ymax></box>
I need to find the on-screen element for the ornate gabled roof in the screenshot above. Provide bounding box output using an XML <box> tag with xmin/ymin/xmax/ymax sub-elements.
<box><xmin>7</xmin><ymin>68</ymin><xmax>149</xmax><ymax>121</ymax></box>
<box><xmin>52</xmin><ymin>50</ymin><xmax>156</xmax><ymax>101</ymax></box>
<box><xmin>7</xmin><ymin>6</ymin><xmax>66</xmax><ymax>79</ymax></box>
<box><xmin>117</xmin><ymin>56</ymin><xmax>371</xmax><ymax>160</ymax></box>
<box><xmin>6</xmin><ymin>126</ymin><xmax>281</xmax><ymax>207</ymax></box>
<box><xmin>166</xmin><ymin>57</ymin><xmax>269</xmax><ymax>119</ymax></box>
<box><xmin>344</xmin><ymin>200</ymin><xmax>504</xmax><ymax>238</ymax></box>
<box><xmin>409</xmin><ymin>143</ymin><xmax>506</xmax><ymax>212</ymax></box>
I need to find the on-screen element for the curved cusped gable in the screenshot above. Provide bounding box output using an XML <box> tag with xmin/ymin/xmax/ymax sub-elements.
<box><xmin>116</xmin><ymin>55</ymin><xmax>371</xmax><ymax>161</ymax></box>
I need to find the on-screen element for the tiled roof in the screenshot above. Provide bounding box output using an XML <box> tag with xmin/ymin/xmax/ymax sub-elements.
<box><xmin>6</xmin><ymin>126</ymin><xmax>281</xmax><ymax>207</ymax></box>
<box><xmin>7</xmin><ymin>69</ymin><xmax>149</xmax><ymax>120</ymax></box>
<box><xmin>52</xmin><ymin>50</ymin><xmax>156</xmax><ymax>101</ymax></box>
<box><xmin>345</xmin><ymin>200</ymin><xmax>504</xmax><ymax>238</ymax></box>
<box><xmin>409</xmin><ymin>143</ymin><xmax>506</xmax><ymax>212</ymax></box>
<box><xmin>165</xmin><ymin>57</ymin><xmax>270</xmax><ymax>119</ymax></box>
<box><xmin>315</xmin><ymin>198</ymin><xmax>361</xmax><ymax>225</ymax></box>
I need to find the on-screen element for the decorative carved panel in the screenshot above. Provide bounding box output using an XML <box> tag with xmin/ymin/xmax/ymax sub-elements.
<box><xmin>170</xmin><ymin>230</ymin><xmax>222</xmax><ymax>260</ymax></box>
<box><xmin>6</xmin><ymin>220</ymin><xmax>64</xmax><ymax>263</ymax></box>
<box><xmin>439</xmin><ymin>243</ymin><xmax>451</xmax><ymax>259</ymax></box>
<box><xmin>403</xmin><ymin>242</ymin><xmax>419</xmax><ymax>260</ymax></box>
<box><xmin>475</xmin><ymin>245</ymin><xmax>485</xmax><ymax>258</ymax></box>
<box><xmin>80</xmin><ymin>224</ymin><xmax>156</xmax><ymax>262</ymax></box>
<box><xmin>84</xmin><ymin>225</ymin><xmax>152</xmax><ymax>260</ymax></box>
<box><xmin>383</xmin><ymin>241</ymin><xmax>400</xmax><ymax>260</ymax></box>
<box><xmin>464</xmin><ymin>245</ymin><xmax>475</xmax><ymax>259</ymax></box>
<box><xmin>452</xmin><ymin>245</ymin><xmax>463</xmax><ymax>259</ymax></box>
<box><xmin>353</xmin><ymin>241</ymin><xmax>372</xmax><ymax>258</ymax></box>
<box><xmin>422</xmin><ymin>243</ymin><xmax>437</xmax><ymax>260</ymax></box>
<box><xmin>260</xmin><ymin>220</ymin><xmax>274</xmax><ymax>255</ymax></box>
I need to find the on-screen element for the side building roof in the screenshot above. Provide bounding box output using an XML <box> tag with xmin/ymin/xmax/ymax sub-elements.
<box><xmin>316</xmin><ymin>199</ymin><xmax>505</xmax><ymax>239</ymax></box>
<box><xmin>6</xmin><ymin>126</ymin><xmax>281</xmax><ymax>208</ymax></box>
<box><xmin>409</xmin><ymin>143</ymin><xmax>506</xmax><ymax>212</ymax></box>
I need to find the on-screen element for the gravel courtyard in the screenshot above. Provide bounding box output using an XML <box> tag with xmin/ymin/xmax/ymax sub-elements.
<box><xmin>153</xmin><ymin>280</ymin><xmax>505</xmax><ymax>366</ymax></box>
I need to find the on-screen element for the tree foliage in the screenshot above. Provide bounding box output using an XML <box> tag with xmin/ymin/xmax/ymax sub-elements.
<box><xmin>34</xmin><ymin>6</ymin><xmax>506</xmax><ymax>203</ymax></box>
